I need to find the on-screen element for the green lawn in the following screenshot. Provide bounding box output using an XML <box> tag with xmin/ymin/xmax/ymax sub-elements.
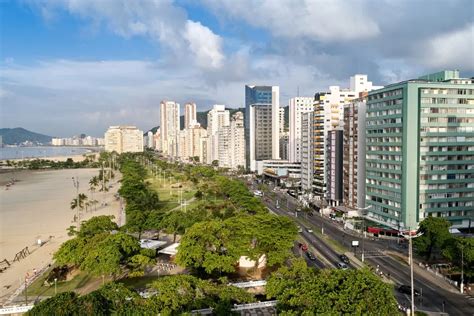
<box><xmin>22</xmin><ymin>267</ymin><xmax>98</xmax><ymax>297</ymax></box>
<box><xmin>118</xmin><ymin>275</ymin><xmax>162</xmax><ymax>289</ymax></box>
<box><xmin>147</xmin><ymin>177</ymin><xmax>196</xmax><ymax>205</ymax></box>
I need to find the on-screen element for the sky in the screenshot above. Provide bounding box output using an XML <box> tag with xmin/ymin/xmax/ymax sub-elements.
<box><xmin>1</xmin><ymin>0</ymin><xmax>473</xmax><ymax>137</ymax></box>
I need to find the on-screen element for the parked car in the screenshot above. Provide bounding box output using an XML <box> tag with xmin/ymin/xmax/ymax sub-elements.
<box><xmin>398</xmin><ymin>285</ymin><xmax>420</xmax><ymax>296</ymax></box>
<box><xmin>298</xmin><ymin>243</ymin><xmax>308</xmax><ymax>252</ymax></box>
<box><xmin>337</xmin><ymin>262</ymin><xmax>348</xmax><ymax>270</ymax></box>
<box><xmin>297</xmin><ymin>226</ymin><xmax>303</xmax><ymax>233</ymax></box>
<box><xmin>306</xmin><ymin>228</ymin><xmax>314</xmax><ymax>233</ymax></box>
<box><xmin>339</xmin><ymin>254</ymin><xmax>350</xmax><ymax>264</ymax></box>
<box><xmin>306</xmin><ymin>251</ymin><xmax>317</xmax><ymax>261</ymax></box>
<box><xmin>253</xmin><ymin>190</ymin><xmax>263</xmax><ymax>197</ymax></box>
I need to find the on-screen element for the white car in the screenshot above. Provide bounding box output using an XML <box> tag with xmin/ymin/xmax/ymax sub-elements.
<box><xmin>254</xmin><ymin>190</ymin><xmax>263</xmax><ymax>197</ymax></box>
<box><xmin>337</xmin><ymin>262</ymin><xmax>348</xmax><ymax>270</ymax></box>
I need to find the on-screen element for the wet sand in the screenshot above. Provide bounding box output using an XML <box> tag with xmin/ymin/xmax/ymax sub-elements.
<box><xmin>0</xmin><ymin>168</ymin><xmax>121</xmax><ymax>304</ymax></box>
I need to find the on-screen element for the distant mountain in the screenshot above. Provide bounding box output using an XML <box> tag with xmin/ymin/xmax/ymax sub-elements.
<box><xmin>0</xmin><ymin>127</ymin><xmax>52</xmax><ymax>145</ymax></box>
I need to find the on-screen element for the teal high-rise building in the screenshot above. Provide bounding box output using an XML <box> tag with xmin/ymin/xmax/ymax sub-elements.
<box><xmin>365</xmin><ymin>71</ymin><xmax>474</xmax><ymax>230</ymax></box>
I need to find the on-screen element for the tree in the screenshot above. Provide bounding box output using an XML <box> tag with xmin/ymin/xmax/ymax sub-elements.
<box><xmin>27</xmin><ymin>292</ymin><xmax>79</xmax><ymax>316</ymax></box>
<box><xmin>176</xmin><ymin>220</ymin><xmax>243</xmax><ymax>275</ymax></box>
<box><xmin>70</xmin><ymin>193</ymin><xmax>88</xmax><ymax>213</ymax></box>
<box><xmin>159</xmin><ymin>210</ymin><xmax>188</xmax><ymax>242</ymax></box>
<box><xmin>413</xmin><ymin>217</ymin><xmax>452</xmax><ymax>261</ymax></box>
<box><xmin>147</xmin><ymin>275</ymin><xmax>255</xmax><ymax>314</ymax></box>
<box><xmin>443</xmin><ymin>237</ymin><xmax>474</xmax><ymax>277</ymax></box>
<box><xmin>78</xmin><ymin>215</ymin><xmax>118</xmax><ymax>238</ymax></box>
<box><xmin>266</xmin><ymin>258</ymin><xmax>399</xmax><ymax>315</ymax></box>
<box><xmin>80</xmin><ymin>232</ymin><xmax>140</xmax><ymax>277</ymax></box>
<box><xmin>127</xmin><ymin>253</ymin><xmax>155</xmax><ymax>277</ymax></box>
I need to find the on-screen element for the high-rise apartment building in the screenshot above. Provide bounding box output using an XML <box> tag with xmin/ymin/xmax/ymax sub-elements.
<box><xmin>104</xmin><ymin>126</ymin><xmax>143</xmax><ymax>153</ymax></box>
<box><xmin>218</xmin><ymin>111</ymin><xmax>246</xmax><ymax>169</ymax></box>
<box><xmin>184</xmin><ymin>102</ymin><xmax>197</xmax><ymax>129</ymax></box>
<box><xmin>301</xmin><ymin>112</ymin><xmax>314</xmax><ymax>192</ymax></box>
<box><xmin>207</xmin><ymin>105</ymin><xmax>230</xmax><ymax>164</ymax></box>
<box><xmin>326</xmin><ymin>130</ymin><xmax>343</xmax><ymax>206</ymax></box>
<box><xmin>365</xmin><ymin>70</ymin><xmax>474</xmax><ymax>230</ymax></box>
<box><xmin>343</xmin><ymin>95</ymin><xmax>368</xmax><ymax>210</ymax></box>
<box><xmin>160</xmin><ymin>101</ymin><xmax>180</xmax><ymax>159</ymax></box>
<box><xmin>185</xmin><ymin>123</ymin><xmax>207</xmax><ymax>161</ymax></box>
<box><xmin>245</xmin><ymin>85</ymin><xmax>280</xmax><ymax>171</ymax></box>
<box><xmin>289</xmin><ymin>97</ymin><xmax>314</xmax><ymax>163</ymax></box>
<box><xmin>147</xmin><ymin>131</ymin><xmax>154</xmax><ymax>148</ymax></box>
<box><xmin>312</xmin><ymin>93</ymin><xmax>326</xmax><ymax>199</ymax></box>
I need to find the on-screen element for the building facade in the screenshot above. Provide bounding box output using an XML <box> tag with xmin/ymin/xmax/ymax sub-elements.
<box><xmin>217</xmin><ymin>111</ymin><xmax>245</xmax><ymax>169</ymax></box>
<box><xmin>326</xmin><ymin>130</ymin><xmax>343</xmax><ymax>206</ymax></box>
<box><xmin>184</xmin><ymin>102</ymin><xmax>197</xmax><ymax>129</ymax></box>
<box><xmin>289</xmin><ymin>97</ymin><xmax>314</xmax><ymax>163</ymax></box>
<box><xmin>343</xmin><ymin>95</ymin><xmax>367</xmax><ymax>210</ymax></box>
<box><xmin>365</xmin><ymin>70</ymin><xmax>474</xmax><ymax>230</ymax></box>
<box><xmin>207</xmin><ymin>104</ymin><xmax>230</xmax><ymax>164</ymax></box>
<box><xmin>245</xmin><ymin>85</ymin><xmax>280</xmax><ymax>171</ymax></box>
<box><xmin>104</xmin><ymin>126</ymin><xmax>143</xmax><ymax>153</ymax></box>
<box><xmin>160</xmin><ymin>101</ymin><xmax>180</xmax><ymax>159</ymax></box>
<box><xmin>300</xmin><ymin>112</ymin><xmax>314</xmax><ymax>191</ymax></box>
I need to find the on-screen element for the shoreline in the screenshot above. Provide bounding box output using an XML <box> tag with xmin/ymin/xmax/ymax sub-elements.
<box><xmin>0</xmin><ymin>146</ymin><xmax>101</xmax><ymax>162</ymax></box>
<box><xmin>0</xmin><ymin>168</ymin><xmax>122</xmax><ymax>305</ymax></box>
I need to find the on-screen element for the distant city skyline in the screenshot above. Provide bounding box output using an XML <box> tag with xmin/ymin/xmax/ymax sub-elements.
<box><xmin>1</xmin><ymin>1</ymin><xmax>473</xmax><ymax>136</ymax></box>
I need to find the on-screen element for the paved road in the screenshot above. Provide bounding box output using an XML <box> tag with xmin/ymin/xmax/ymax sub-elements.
<box><xmin>256</xmin><ymin>185</ymin><xmax>474</xmax><ymax>315</ymax></box>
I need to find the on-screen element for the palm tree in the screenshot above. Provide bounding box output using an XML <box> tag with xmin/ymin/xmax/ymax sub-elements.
<box><xmin>89</xmin><ymin>176</ymin><xmax>99</xmax><ymax>210</ymax></box>
<box><xmin>70</xmin><ymin>193</ymin><xmax>88</xmax><ymax>213</ymax></box>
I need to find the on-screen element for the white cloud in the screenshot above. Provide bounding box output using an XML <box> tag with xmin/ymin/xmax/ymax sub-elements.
<box><xmin>421</xmin><ymin>23</ymin><xmax>474</xmax><ymax>71</ymax></box>
<box><xmin>202</xmin><ymin>0</ymin><xmax>380</xmax><ymax>41</ymax></box>
<box><xmin>183</xmin><ymin>21</ymin><xmax>224</xmax><ymax>69</ymax></box>
<box><xmin>33</xmin><ymin>0</ymin><xmax>225</xmax><ymax>69</ymax></box>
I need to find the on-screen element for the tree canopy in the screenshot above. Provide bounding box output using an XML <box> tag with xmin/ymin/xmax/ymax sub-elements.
<box><xmin>266</xmin><ymin>258</ymin><xmax>399</xmax><ymax>315</ymax></box>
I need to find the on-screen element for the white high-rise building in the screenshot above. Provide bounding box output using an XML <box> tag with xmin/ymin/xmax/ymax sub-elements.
<box><xmin>218</xmin><ymin>111</ymin><xmax>245</xmax><ymax>169</ymax></box>
<box><xmin>160</xmin><ymin>101</ymin><xmax>180</xmax><ymax>159</ymax></box>
<box><xmin>245</xmin><ymin>85</ymin><xmax>280</xmax><ymax>171</ymax></box>
<box><xmin>289</xmin><ymin>97</ymin><xmax>314</xmax><ymax>162</ymax></box>
<box><xmin>206</xmin><ymin>105</ymin><xmax>230</xmax><ymax>164</ymax></box>
<box><xmin>104</xmin><ymin>126</ymin><xmax>143</xmax><ymax>153</ymax></box>
<box><xmin>350</xmin><ymin>74</ymin><xmax>383</xmax><ymax>95</ymax></box>
<box><xmin>147</xmin><ymin>131</ymin><xmax>154</xmax><ymax>148</ymax></box>
<box><xmin>184</xmin><ymin>102</ymin><xmax>197</xmax><ymax>129</ymax></box>
<box><xmin>185</xmin><ymin>123</ymin><xmax>207</xmax><ymax>161</ymax></box>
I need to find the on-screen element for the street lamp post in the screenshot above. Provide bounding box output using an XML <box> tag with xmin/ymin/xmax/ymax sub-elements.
<box><xmin>401</xmin><ymin>228</ymin><xmax>423</xmax><ymax>316</ymax></box>
<box><xmin>356</xmin><ymin>206</ymin><xmax>371</xmax><ymax>262</ymax></box>
<box><xmin>460</xmin><ymin>241</ymin><xmax>464</xmax><ymax>294</ymax></box>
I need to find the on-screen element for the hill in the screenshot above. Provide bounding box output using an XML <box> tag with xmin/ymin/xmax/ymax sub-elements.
<box><xmin>0</xmin><ymin>127</ymin><xmax>52</xmax><ymax>145</ymax></box>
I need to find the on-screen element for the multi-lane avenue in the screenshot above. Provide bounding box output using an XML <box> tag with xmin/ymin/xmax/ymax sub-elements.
<box><xmin>257</xmin><ymin>184</ymin><xmax>474</xmax><ymax>315</ymax></box>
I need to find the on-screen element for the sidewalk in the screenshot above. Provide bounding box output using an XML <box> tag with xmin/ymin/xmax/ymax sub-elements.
<box><xmin>386</xmin><ymin>251</ymin><xmax>461</xmax><ymax>294</ymax></box>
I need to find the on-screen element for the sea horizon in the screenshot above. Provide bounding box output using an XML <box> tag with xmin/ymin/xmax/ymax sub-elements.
<box><xmin>0</xmin><ymin>146</ymin><xmax>101</xmax><ymax>160</ymax></box>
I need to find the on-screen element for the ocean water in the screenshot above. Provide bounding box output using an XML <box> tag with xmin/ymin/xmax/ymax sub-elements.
<box><xmin>0</xmin><ymin>146</ymin><xmax>95</xmax><ymax>160</ymax></box>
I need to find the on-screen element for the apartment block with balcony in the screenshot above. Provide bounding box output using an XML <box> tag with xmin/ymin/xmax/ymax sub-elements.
<box><xmin>365</xmin><ymin>70</ymin><xmax>474</xmax><ymax>230</ymax></box>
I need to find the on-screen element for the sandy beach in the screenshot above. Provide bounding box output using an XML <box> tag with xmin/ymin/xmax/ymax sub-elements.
<box><xmin>0</xmin><ymin>168</ymin><xmax>122</xmax><ymax>305</ymax></box>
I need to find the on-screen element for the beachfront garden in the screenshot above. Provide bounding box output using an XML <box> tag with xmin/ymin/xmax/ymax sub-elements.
<box><xmin>27</xmin><ymin>152</ymin><xmax>398</xmax><ymax>315</ymax></box>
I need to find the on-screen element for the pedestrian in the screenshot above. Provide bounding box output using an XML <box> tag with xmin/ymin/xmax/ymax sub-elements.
<box><xmin>33</xmin><ymin>268</ymin><xmax>37</xmax><ymax>275</ymax></box>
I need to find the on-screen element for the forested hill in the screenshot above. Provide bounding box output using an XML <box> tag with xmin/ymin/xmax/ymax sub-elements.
<box><xmin>0</xmin><ymin>127</ymin><xmax>52</xmax><ymax>145</ymax></box>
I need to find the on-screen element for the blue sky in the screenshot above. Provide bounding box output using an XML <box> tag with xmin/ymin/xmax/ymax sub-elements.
<box><xmin>1</xmin><ymin>0</ymin><xmax>473</xmax><ymax>136</ymax></box>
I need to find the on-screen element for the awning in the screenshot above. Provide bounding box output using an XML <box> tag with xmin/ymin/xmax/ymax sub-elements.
<box><xmin>158</xmin><ymin>243</ymin><xmax>180</xmax><ymax>255</ymax></box>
